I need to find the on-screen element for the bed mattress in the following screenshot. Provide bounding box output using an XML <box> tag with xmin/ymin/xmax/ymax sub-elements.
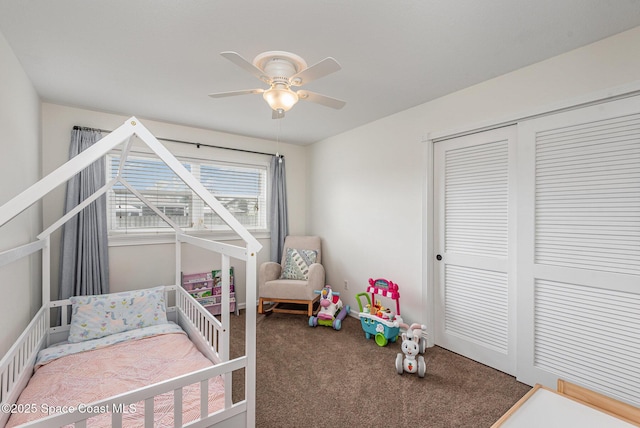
<box><xmin>6</xmin><ymin>327</ymin><xmax>225</xmax><ymax>427</ymax></box>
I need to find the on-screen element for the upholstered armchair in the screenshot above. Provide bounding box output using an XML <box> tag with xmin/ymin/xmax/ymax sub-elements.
<box><xmin>258</xmin><ymin>235</ymin><xmax>325</xmax><ymax>316</ymax></box>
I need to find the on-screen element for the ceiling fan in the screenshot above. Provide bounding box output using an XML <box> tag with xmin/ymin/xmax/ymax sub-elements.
<box><xmin>209</xmin><ymin>51</ymin><xmax>346</xmax><ymax>119</ymax></box>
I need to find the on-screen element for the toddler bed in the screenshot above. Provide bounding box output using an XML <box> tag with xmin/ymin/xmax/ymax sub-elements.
<box><xmin>6</xmin><ymin>286</ymin><xmax>226</xmax><ymax>428</ymax></box>
<box><xmin>0</xmin><ymin>118</ymin><xmax>261</xmax><ymax>427</ymax></box>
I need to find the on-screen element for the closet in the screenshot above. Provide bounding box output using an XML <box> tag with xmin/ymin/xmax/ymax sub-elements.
<box><xmin>432</xmin><ymin>94</ymin><xmax>640</xmax><ymax>406</ymax></box>
<box><xmin>434</xmin><ymin>126</ymin><xmax>517</xmax><ymax>375</ymax></box>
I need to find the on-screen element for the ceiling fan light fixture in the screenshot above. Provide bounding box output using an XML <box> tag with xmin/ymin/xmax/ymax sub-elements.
<box><xmin>212</xmin><ymin>51</ymin><xmax>344</xmax><ymax>117</ymax></box>
<box><xmin>263</xmin><ymin>84</ymin><xmax>299</xmax><ymax>112</ymax></box>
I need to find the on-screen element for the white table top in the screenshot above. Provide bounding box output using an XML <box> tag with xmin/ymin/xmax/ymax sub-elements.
<box><xmin>497</xmin><ymin>386</ymin><xmax>636</xmax><ymax>428</ymax></box>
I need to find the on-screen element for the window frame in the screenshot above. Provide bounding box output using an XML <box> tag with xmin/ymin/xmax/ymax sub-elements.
<box><xmin>105</xmin><ymin>145</ymin><xmax>271</xmax><ymax>246</ymax></box>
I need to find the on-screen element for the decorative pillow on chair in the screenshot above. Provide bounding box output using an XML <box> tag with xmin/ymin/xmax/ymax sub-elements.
<box><xmin>280</xmin><ymin>248</ymin><xmax>317</xmax><ymax>280</ymax></box>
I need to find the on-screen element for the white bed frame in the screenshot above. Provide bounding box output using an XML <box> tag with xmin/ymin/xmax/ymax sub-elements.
<box><xmin>0</xmin><ymin>118</ymin><xmax>261</xmax><ymax>428</ymax></box>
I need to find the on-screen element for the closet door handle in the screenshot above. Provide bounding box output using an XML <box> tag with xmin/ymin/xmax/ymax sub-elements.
<box><xmin>436</xmin><ymin>254</ymin><xmax>442</xmax><ymax>261</ymax></box>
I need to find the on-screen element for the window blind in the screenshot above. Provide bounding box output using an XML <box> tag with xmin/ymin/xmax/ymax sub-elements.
<box><xmin>107</xmin><ymin>152</ymin><xmax>267</xmax><ymax>234</ymax></box>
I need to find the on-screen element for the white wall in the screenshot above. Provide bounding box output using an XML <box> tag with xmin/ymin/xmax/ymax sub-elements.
<box><xmin>308</xmin><ymin>26</ymin><xmax>640</xmax><ymax>326</ymax></box>
<box><xmin>0</xmin><ymin>31</ymin><xmax>41</xmax><ymax>356</ymax></box>
<box><xmin>41</xmin><ymin>104</ymin><xmax>308</xmax><ymax>307</ymax></box>
<box><xmin>5</xmin><ymin>24</ymin><xmax>640</xmax><ymax>356</ymax></box>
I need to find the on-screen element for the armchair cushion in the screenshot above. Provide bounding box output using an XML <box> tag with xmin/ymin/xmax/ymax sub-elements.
<box><xmin>280</xmin><ymin>248</ymin><xmax>317</xmax><ymax>280</ymax></box>
<box><xmin>258</xmin><ymin>235</ymin><xmax>324</xmax><ymax>316</ymax></box>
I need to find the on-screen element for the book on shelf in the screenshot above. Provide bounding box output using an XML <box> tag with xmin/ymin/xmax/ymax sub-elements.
<box><xmin>181</xmin><ymin>267</ymin><xmax>237</xmax><ymax>315</ymax></box>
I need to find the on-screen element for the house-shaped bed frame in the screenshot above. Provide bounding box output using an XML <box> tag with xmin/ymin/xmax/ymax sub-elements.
<box><xmin>0</xmin><ymin>117</ymin><xmax>261</xmax><ymax>427</ymax></box>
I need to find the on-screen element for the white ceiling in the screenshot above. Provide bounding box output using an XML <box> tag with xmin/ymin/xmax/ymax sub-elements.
<box><xmin>1</xmin><ymin>1</ymin><xmax>640</xmax><ymax>145</ymax></box>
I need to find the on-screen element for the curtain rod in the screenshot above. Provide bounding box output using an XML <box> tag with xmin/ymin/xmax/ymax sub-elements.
<box><xmin>73</xmin><ymin>126</ymin><xmax>282</xmax><ymax>158</ymax></box>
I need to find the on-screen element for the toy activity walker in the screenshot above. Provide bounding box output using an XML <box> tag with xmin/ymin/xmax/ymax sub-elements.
<box><xmin>309</xmin><ymin>285</ymin><xmax>350</xmax><ymax>330</ymax></box>
<box><xmin>395</xmin><ymin>323</ymin><xmax>427</xmax><ymax>377</ymax></box>
<box><xmin>356</xmin><ymin>278</ymin><xmax>403</xmax><ymax>346</ymax></box>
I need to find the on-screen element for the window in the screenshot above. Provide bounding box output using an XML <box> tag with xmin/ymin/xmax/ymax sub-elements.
<box><xmin>106</xmin><ymin>151</ymin><xmax>268</xmax><ymax>236</ymax></box>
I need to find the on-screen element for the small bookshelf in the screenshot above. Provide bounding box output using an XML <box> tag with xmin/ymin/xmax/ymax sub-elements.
<box><xmin>181</xmin><ymin>267</ymin><xmax>237</xmax><ymax>315</ymax></box>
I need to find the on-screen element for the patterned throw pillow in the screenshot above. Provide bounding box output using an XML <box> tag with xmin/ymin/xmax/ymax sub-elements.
<box><xmin>68</xmin><ymin>286</ymin><xmax>168</xmax><ymax>343</ymax></box>
<box><xmin>280</xmin><ymin>248</ymin><xmax>318</xmax><ymax>280</ymax></box>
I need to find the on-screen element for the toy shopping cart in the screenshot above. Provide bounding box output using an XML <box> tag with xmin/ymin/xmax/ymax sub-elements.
<box><xmin>356</xmin><ymin>278</ymin><xmax>403</xmax><ymax>347</ymax></box>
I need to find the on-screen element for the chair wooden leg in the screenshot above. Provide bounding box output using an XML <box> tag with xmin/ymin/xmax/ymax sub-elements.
<box><xmin>258</xmin><ymin>297</ymin><xmax>319</xmax><ymax>316</ymax></box>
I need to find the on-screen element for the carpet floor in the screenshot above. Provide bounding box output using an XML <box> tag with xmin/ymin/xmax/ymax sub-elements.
<box><xmin>229</xmin><ymin>309</ymin><xmax>530</xmax><ymax>428</ymax></box>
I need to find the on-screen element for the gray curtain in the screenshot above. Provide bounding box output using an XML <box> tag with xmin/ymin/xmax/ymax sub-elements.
<box><xmin>269</xmin><ymin>155</ymin><xmax>288</xmax><ymax>262</ymax></box>
<box><xmin>59</xmin><ymin>127</ymin><xmax>110</xmax><ymax>299</ymax></box>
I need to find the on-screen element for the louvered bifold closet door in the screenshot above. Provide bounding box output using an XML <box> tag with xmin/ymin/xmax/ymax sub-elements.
<box><xmin>517</xmin><ymin>95</ymin><xmax>640</xmax><ymax>406</ymax></box>
<box><xmin>434</xmin><ymin>126</ymin><xmax>517</xmax><ymax>375</ymax></box>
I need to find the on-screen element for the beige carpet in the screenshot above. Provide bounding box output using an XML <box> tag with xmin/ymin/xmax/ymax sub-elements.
<box><xmin>229</xmin><ymin>309</ymin><xmax>530</xmax><ymax>428</ymax></box>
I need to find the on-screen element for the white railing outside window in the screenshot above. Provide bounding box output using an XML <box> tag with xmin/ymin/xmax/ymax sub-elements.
<box><xmin>106</xmin><ymin>151</ymin><xmax>268</xmax><ymax>238</ymax></box>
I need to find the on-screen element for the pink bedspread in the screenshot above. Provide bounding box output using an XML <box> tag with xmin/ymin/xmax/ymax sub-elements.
<box><xmin>6</xmin><ymin>333</ymin><xmax>225</xmax><ymax>427</ymax></box>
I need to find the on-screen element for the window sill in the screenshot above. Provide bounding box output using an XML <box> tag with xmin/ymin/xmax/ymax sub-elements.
<box><xmin>108</xmin><ymin>230</ymin><xmax>270</xmax><ymax>247</ymax></box>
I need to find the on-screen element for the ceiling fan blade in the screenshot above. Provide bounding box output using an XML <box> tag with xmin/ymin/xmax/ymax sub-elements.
<box><xmin>220</xmin><ymin>51</ymin><xmax>270</xmax><ymax>83</ymax></box>
<box><xmin>208</xmin><ymin>89</ymin><xmax>264</xmax><ymax>98</ymax></box>
<box><xmin>289</xmin><ymin>57</ymin><xmax>341</xmax><ymax>86</ymax></box>
<box><xmin>272</xmin><ymin>109</ymin><xmax>285</xmax><ymax>120</ymax></box>
<box><xmin>297</xmin><ymin>90</ymin><xmax>346</xmax><ymax>109</ymax></box>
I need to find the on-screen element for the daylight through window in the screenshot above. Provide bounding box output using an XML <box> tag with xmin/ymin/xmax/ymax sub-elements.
<box><xmin>106</xmin><ymin>152</ymin><xmax>268</xmax><ymax>235</ymax></box>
